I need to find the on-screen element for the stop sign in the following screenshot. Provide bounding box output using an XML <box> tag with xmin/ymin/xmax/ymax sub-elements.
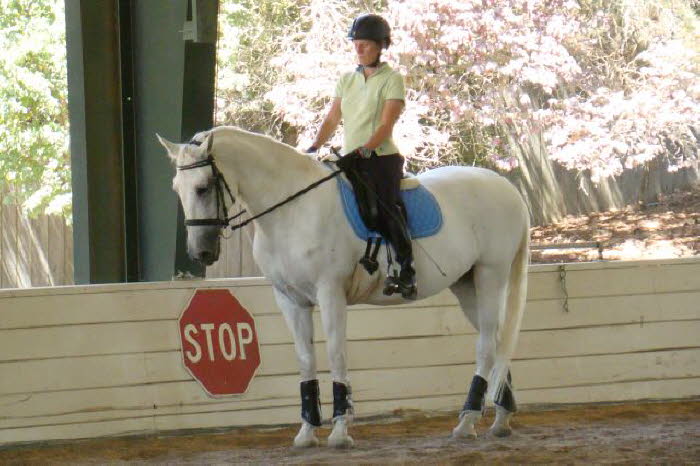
<box><xmin>178</xmin><ymin>289</ymin><xmax>261</xmax><ymax>396</ymax></box>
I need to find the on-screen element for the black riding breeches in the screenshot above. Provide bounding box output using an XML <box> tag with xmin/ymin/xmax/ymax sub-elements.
<box><xmin>355</xmin><ymin>153</ymin><xmax>403</xmax><ymax>230</ymax></box>
<box><xmin>355</xmin><ymin>153</ymin><xmax>413</xmax><ymax>266</ymax></box>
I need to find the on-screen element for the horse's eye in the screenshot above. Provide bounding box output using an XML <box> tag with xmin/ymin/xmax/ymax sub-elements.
<box><xmin>196</xmin><ymin>186</ymin><xmax>209</xmax><ymax>196</ymax></box>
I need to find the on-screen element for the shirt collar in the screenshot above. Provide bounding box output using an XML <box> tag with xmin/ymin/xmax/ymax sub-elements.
<box><xmin>355</xmin><ymin>62</ymin><xmax>389</xmax><ymax>76</ymax></box>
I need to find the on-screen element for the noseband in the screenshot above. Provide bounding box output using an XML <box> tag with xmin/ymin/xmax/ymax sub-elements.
<box><xmin>176</xmin><ymin>142</ymin><xmax>243</xmax><ymax>228</ymax></box>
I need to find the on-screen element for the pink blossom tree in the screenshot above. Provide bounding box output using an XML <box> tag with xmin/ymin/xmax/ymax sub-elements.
<box><xmin>217</xmin><ymin>0</ymin><xmax>699</xmax><ymax>181</ymax></box>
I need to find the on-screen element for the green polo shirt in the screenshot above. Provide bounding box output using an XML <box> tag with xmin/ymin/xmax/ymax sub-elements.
<box><xmin>334</xmin><ymin>63</ymin><xmax>405</xmax><ymax>155</ymax></box>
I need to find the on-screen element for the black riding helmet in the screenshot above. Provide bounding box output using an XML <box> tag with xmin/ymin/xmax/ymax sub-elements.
<box><xmin>347</xmin><ymin>14</ymin><xmax>391</xmax><ymax>49</ymax></box>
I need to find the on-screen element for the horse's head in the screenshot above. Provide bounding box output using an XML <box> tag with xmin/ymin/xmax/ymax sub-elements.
<box><xmin>157</xmin><ymin>132</ymin><xmax>225</xmax><ymax>266</ymax></box>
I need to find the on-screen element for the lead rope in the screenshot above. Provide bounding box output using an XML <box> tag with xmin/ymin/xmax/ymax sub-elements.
<box><xmin>558</xmin><ymin>264</ymin><xmax>569</xmax><ymax>312</ymax></box>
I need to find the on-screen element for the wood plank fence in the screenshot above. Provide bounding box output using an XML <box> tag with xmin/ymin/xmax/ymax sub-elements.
<box><xmin>0</xmin><ymin>199</ymin><xmax>253</xmax><ymax>289</ymax></box>
<box><xmin>0</xmin><ymin>201</ymin><xmax>73</xmax><ymax>289</ymax></box>
<box><xmin>205</xmin><ymin>206</ymin><xmax>261</xmax><ymax>278</ymax></box>
<box><xmin>0</xmin><ymin>258</ymin><xmax>698</xmax><ymax>445</ymax></box>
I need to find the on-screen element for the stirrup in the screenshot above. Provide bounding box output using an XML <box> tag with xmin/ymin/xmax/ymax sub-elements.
<box><xmin>383</xmin><ymin>273</ymin><xmax>417</xmax><ymax>300</ymax></box>
<box><xmin>383</xmin><ymin>275</ymin><xmax>399</xmax><ymax>296</ymax></box>
<box><xmin>359</xmin><ymin>237</ymin><xmax>382</xmax><ymax>275</ymax></box>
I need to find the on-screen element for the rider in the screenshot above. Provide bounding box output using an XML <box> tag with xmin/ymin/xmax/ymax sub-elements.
<box><xmin>307</xmin><ymin>13</ymin><xmax>416</xmax><ymax>299</ymax></box>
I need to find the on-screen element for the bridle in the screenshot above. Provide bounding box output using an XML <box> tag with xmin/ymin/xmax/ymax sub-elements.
<box><xmin>176</xmin><ymin>141</ymin><xmax>245</xmax><ymax>228</ymax></box>
<box><xmin>176</xmin><ymin>138</ymin><xmax>342</xmax><ymax>232</ymax></box>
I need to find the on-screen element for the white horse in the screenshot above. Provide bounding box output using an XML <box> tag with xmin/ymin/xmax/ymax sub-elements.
<box><xmin>158</xmin><ymin>126</ymin><xmax>530</xmax><ymax>448</ymax></box>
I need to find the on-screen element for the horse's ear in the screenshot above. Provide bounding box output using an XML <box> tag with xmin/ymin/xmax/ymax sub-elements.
<box><xmin>204</xmin><ymin>132</ymin><xmax>214</xmax><ymax>154</ymax></box>
<box><xmin>156</xmin><ymin>133</ymin><xmax>180</xmax><ymax>162</ymax></box>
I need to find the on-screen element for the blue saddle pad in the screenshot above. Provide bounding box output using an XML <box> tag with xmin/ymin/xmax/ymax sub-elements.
<box><xmin>337</xmin><ymin>177</ymin><xmax>443</xmax><ymax>240</ymax></box>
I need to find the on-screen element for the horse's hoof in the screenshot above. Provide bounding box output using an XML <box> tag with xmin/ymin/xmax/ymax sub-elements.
<box><xmin>327</xmin><ymin>434</ymin><xmax>354</xmax><ymax>449</ymax></box>
<box><xmin>293</xmin><ymin>425</ymin><xmax>320</xmax><ymax>448</ymax></box>
<box><xmin>293</xmin><ymin>435</ymin><xmax>320</xmax><ymax>448</ymax></box>
<box><xmin>452</xmin><ymin>428</ymin><xmax>477</xmax><ymax>440</ymax></box>
<box><xmin>452</xmin><ymin>411</ymin><xmax>479</xmax><ymax>440</ymax></box>
<box><xmin>452</xmin><ymin>422</ymin><xmax>477</xmax><ymax>440</ymax></box>
<box><xmin>490</xmin><ymin>425</ymin><xmax>512</xmax><ymax>438</ymax></box>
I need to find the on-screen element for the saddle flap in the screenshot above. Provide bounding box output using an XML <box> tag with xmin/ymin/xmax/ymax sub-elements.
<box><xmin>337</xmin><ymin>177</ymin><xmax>442</xmax><ymax>241</ymax></box>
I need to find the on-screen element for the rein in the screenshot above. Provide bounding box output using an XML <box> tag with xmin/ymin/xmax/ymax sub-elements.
<box><xmin>177</xmin><ymin>141</ymin><xmax>342</xmax><ymax>232</ymax></box>
<box><xmin>225</xmin><ymin>168</ymin><xmax>342</xmax><ymax>232</ymax></box>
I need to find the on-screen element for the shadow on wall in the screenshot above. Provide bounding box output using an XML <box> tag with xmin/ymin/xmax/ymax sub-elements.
<box><xmin>507</xmin><ymin>132</ymin><xmax>700</xmax><ymax>226</ymax></box>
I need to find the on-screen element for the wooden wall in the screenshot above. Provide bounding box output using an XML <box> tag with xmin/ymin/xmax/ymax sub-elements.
<box><xmin>0</xmin><ymin>202</ymin><xmax>73</xmax><ymax>289</ymax></box>
<box><xmin>205</xmin><ymin>207</ymin><xmax>261</xmax><ymax>278</ymax></box>
<box><xmin>0</xmin><ymin>199</ymin><xmax>253</xmax><ymax>289</ymax></box>
<box><xmin>0</xmin><ymin>258</ymin><xmax>698</xmax><ymax>445</ymax></box>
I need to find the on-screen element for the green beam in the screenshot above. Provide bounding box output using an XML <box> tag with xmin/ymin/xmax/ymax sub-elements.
<box><xmin>133</xmin><ymin>0</ymin><xmax>219</xmax><ymax>281</ymax></box>
<box><xmin>66</xmin><ymin>0</ymin><xmax>219</xmax><ymax>284</ymax></box>
<box><xmin>65</xmin><ymin>0</ymin><xmax>127</xmax><ymax>284</ymax></box>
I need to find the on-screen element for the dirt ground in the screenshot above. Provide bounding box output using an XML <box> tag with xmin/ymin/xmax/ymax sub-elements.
<box><xmin>2</xmin><ymin>401</ymin><xmax>699</xmax><ymax>465</ymax></box>
<box><xmin>531</xmin><ymin>186</ymin><xmax>700</xmax><ymax>263</ymax></box>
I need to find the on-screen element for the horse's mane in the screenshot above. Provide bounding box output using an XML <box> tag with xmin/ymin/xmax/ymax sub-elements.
<box><xmin>209</xmin><ymin>126</ymin><xmax>324</xmax><ymax>172</ymax></box>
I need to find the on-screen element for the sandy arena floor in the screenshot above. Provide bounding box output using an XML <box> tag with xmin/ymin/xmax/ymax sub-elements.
<box><xmin>2</xmin><ymin>400</ymin><xmax>698</xmax><ymax>465</ymax></box>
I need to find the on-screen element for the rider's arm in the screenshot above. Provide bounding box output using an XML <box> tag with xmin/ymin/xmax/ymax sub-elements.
<box><xmin>362</xmin><ymin>99</ymin><xmax>404</xmax><ymax>151</ymax></box>
<box><xmin>311</xmin><ymin>98</ymin><xmax>342</xmax><ymax>149</ymax></box>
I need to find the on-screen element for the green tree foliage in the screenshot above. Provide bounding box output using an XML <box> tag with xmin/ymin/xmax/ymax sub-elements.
<box><xmin>216</xmin><ymin>0</ymin><xmax>307</xmax><ymax>143</ymax></box>
<box><xmin>0</xmin><ymin>0</ymin><xmax>70</xmax><ymax>216</ymax></box>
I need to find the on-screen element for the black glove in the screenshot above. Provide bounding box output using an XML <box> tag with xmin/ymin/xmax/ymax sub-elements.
<box><xmin>336</xmin><ymin>152</ymin><xmax>359</xmax><ymax>172</ymax></box>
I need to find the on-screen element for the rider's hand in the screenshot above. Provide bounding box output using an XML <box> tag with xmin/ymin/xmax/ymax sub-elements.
<box><xmin>352</xmin><ymin>146</ymin><xmax>373</xmax><ymax>159</ymax></box>
<box><xmin>305</xmin><ymin>145</ymin><xmax>318</xmax><ymax>154</ymax></box>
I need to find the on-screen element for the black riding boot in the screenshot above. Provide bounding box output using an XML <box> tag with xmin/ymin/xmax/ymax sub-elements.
<box><xmin>382</xmin><ymin>205</ymin><xmax>417</xmax><ymax>300</ymax></box>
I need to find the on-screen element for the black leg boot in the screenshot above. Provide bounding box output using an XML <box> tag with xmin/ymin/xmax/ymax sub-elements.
<box><xmin>495</xmin><ymin>371</ymin><xmax>517</xmax><ymax>413</ymax></box>
<box><xmin>332</xmin><ymin>381</ymin><xmax>354</xmax><ymax>420</ymax></box>
<box><xmin>300</xmin><ymin>379</ymin><xmax>322</xmax><ymax>427</ymax></box>
<box><xmin>491</xmin><ymin>371</ymin><xmax>516</xmax><ymax>437</ymax></box>
<box><xmin>383</xmin><ymin>205</ymin><xmax>417</xmax><ymax>299</ymax></box>
<box><xmin>452</xmin><ymin>375</ymin><xmax>488</xmax><ymax>439</ymax></box>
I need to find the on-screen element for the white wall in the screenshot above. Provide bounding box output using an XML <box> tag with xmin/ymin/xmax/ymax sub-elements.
<box><xmin>1</xmin><ymin>258</ymin><xmax>699</xmax><ymax>445</ymax></box>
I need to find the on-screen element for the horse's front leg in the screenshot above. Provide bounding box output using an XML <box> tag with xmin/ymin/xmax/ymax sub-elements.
<box><xmin>273</xmin><ymin>287</ymin><xmax>320</xmax><ymax>448</ymax></box>
<box><xmin>317</xmin><ymin>283</ymin><xmax>354</xmax><ymax>449</ymax></box>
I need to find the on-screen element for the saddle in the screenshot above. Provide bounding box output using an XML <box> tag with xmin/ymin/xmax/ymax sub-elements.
<box><xmin>335</xmin><ymin>152</ymin><xmax>423</xmax><ymax>233</ymax></box>
<box><xmin>332</xmin><ymin>154</ymin><xmax>443</xmax><ymax>274</ymax></box>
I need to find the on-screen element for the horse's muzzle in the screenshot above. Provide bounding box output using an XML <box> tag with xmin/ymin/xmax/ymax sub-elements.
<box><xmin>194</xmin><ymin>249</ymin><xmax>218</xmax><ymax>266</ymax></box>
<box><xmin>188</xmin><ymin>227</ymin><xmax>221</xmax><ymax>266</ymax></box>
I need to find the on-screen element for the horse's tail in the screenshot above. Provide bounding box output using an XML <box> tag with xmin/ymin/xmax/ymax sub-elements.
<box><xmin>487</xmin><ymin>215</ymin><xmax>530</xmax><ymax>403</ymax></box>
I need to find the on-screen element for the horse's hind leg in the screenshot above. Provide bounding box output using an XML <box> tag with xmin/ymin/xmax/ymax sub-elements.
<box><xmin>273</xmin><ymin>287</ymin><xmax>320</xmax><ymax>448</ymax></box>
<box><xmin>491</xmin><ymin>371</ymin><xmax>517</xmax><ymax>437</ymax></box>
<box><xmin>450</xmin><ymin>270</ymin><xmax>482</xmax><ymax>439</ymax></box>
<box><xmin>450</xmin><ymin>264</ymin><xmax>514</xmax><ymax>439</ymax></box>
